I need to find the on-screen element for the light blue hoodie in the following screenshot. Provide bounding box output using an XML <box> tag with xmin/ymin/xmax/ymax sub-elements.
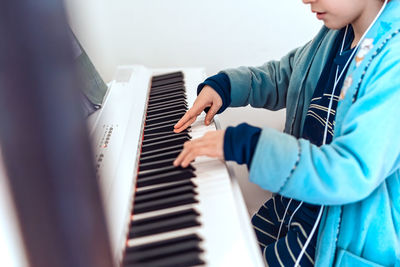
<box><xmin>223</xmin><ymin>1</ymin><xmax>400</xmax><ymax>266</ymax></box>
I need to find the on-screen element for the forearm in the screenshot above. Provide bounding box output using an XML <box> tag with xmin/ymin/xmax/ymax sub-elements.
<box><xmin>222</xmin><ymin>47</ymin><xmax>300</xmax><ymax>110</ymax></box>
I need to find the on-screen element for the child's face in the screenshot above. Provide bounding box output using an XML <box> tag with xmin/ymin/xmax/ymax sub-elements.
<box><xmin>302</xmin><ymin>0</ymin><xmax>375</xmax><ymax>29</ymax></box>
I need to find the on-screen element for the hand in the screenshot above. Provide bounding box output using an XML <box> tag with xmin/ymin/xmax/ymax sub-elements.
<box><xmin>173</xmin><ymin>85</ymin><xmax>222</xmax><ymax>133</ymax></box>
<box><xmin>173</xmin><ymin>130</ymin><xmax>225</xmax><ymax>168</ymax></box>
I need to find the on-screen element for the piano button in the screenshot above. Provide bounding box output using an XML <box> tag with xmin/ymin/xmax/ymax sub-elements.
<box><xmin>129</xmin><ymin>209</ymin><xmax>200</xmax><ymax>238</ymax></box>
<box><xmin>134</xmin><ymin>184</ymin><xmax>195</xmax><ymax>204</ymax></box>
<box><xmin>138</xmin><ymin>165</ymin><xmax>195</xmax><ymax>178</ymax></box>
<box><xmin>133</xmin><ymin>192</ymin><xmax>198</xmax><ymax>214</ymax></box>
<box><xmin>137</xmin><ymin>171</ymin><xmax>195</xmax><ymax>188</ymax></box>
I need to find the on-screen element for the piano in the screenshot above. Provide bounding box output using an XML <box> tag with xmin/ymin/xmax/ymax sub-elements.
<box><xmin>87</xmin><ymin>65</ymin><xmax>264</xmax><ymax>266</ymax></box>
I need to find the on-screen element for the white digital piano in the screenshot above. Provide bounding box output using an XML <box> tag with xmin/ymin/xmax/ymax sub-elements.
<box><xmin>87</xmin><ymin>65</ymin><xmax>264</xmax><ymax>266</ymax></box>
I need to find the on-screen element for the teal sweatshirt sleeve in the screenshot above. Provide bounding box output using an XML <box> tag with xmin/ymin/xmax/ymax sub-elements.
<box><xmin>221</xmin><ymin>47</ymin><xmax>301</xmax><ymax>111</ymax></box>
<box><xmin>248</xmin><ymin>39</ymin><xmax>400</xmax><ymax>205</ymax></box>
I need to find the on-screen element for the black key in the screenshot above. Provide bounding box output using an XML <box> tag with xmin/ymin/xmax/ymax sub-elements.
<box><xmin>144</xmin><ymin>120</ymin><xmax>178</xmax><ymax>129</ymax></box>
<box><xmin>149</xmin><ymin>93</ymin><xmax>185</xmax><ymax>105</ymax></box>
<box><xmin>144</xmin><ymin>119</ymin><xmax>182</xmax><ymax>130</ymax></box>
<box><xmin>125</xmin><ymin>250</ymin><xmax>204</xmax><ymax>267</ymax></box>
<box><xmin>149</xmin><ymin>91</ymin><xmax>185</xmax><ymax>101</ymax></box>
<box><xmin>149</xmin><ymin>95</ymin><xmax>186</xmax><ymax>106</ymax></box>
<box><xmin>133</xmin><ymin>192</ymin><xmax>198</xmax><ymax>214</ymax></box>
<box><xmin>139</xmin><ymin>150</ymin><xmax>180</xmax><ymax>165</ymax></box>
<box><xmin>139</xmin><ymin>158</ymin><xmax>178</xmax><ymax>172</ymax></box>
<box><xmin>134</xmin><ymin>184</ymin><xmax>195</xmax><ymax>203</ymax></box>
<box><xmin>124</xmin><ymin>234</ymin><xmax>203</xmax><ymax>265</ymax></box>
<box><xmin>141</xmin><ymin>136</ymin><xmax>189</xmax><ymax>154</ymax></box>
<box><xmin>137</xmin><ymin>170</ymin><xmax>195</xmax><ymax>188</ymax></box>
<box><xmin>138</xmin><ymin>159</ymin><xmax>175</xmax><ymax>172</ymax></box>
<box><xmin>152</xmin><ymin>77</ymin><xmax>185</xmax><ymax>88</ymax></box>
<box><xmin>146</xmin><ymin>109</ymin><xmax>186</xmax><ymax>120</ymax></box>
<box><xmin>135</xmin><ymin>180</ymin><xmax>195</xmax><ymax>198</ymax></box>
<box><xmin>149</xmin><ymin>85</ymin><xmax>186</xmax><ymax>96</ymax></box>
<box><xmin>147</xmin><ymin>100</ymin><xmax>188</xmax><ymax>111</ymax></box>
<box><xmin>151</xmin><ymin>72</ymin><xmax>183</xmax><ymax>82</ymax></box>
<box><xmin>144</xmin><ymin>124</ymin><xmax>175</xmax><ymax>135</ymax></box>
<box><xmin>142</xmin><ymin>132</ymin><xmax>189</xmax><ymax>145</ymax></box>
<box><xmin>140</xmin><ymin>144</ymin><xmax>184</xmax><ymax>158</ymax></box>
<box><xmin>150</xmin><ymin>88</ymin><xmax>185</xmax><ymax>98</ymax></box>
<box><xmin>129</xmin><ymin>208</ymin><xmax>200</xmax><ymax>238</ymax></box>
<box><xmin>125</xmin><ymin>241</ymin><xmax>202</xmax><ymax>264</ymax></box>
<box><xmin>142</xmin><ymin>128</ymin><xmax>189</xmax><ymax>140</ymax></box>
<box><xmin>147</xmin><ymin>103</ymin><xmax>187</xmax><ymax>114</ymax></box>
<box><xmin>147</xmin><ymin>98</ymin><xmax>187</xmax><ymax>110</ymax></box>
<box><xmin>138</xmin><ymin>165</ymin><xmax>194</xmax><ymax>178</ymax></box>
<box><xmin>142</xmin><ymin>134</ymin><xmax>188</xmax><ymax>147</ymax></box>
<box><xmin>150</xmin><ymin>84</ymin><xmax>185</xmax><ymax>94</ymax></box>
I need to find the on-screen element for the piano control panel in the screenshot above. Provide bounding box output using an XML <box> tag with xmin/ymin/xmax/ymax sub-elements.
<box><xmin>95</xmin><ymin>124</ymin><xmax>118</xmax><ymax>173</ymax></box>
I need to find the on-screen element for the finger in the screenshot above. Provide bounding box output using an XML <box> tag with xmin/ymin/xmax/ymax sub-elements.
<box><xmin>180</xmin><ymin>150</ymin><xmax>197</xmax><ymax>168</ymax></box>
<box><xmin>174</xmin><ymin>101</ymin><xmax>206</xmax><ymax>130</ymax></box>
<box><xmin>173</xmin><ymin>141</ymin><xmax>193</xmax><ymax>166</ymax></box>
<box><xmin>174</xmin><ymin>111</ymin><xmax>195</xmax><ymax>130</ymax></box>
<box><xmin>204</xmin><ymin>104</ymin><xmax>220</xmax><ymax>125</ymax></box>
<box><xmin>174</xmin><ymin>138</ymin><xmax>206</xmax><ymax>167</ymax></box>
<box><xmin>173</xmin><ymin>116</ymin><xmax>197</xmax><ymax>133</ymax></box>
<box><xmin>180</xmin><ymin>147</ymin><xmax>209</xmax><ymax>167</ymax></box>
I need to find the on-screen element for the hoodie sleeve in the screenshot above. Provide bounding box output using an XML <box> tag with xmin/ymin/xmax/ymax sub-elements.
<box><xmin>221</xmin><ymin>45</ymin><xmax>305</xmax><ymax>111</ymax></box>
<box><xmin>248</xmin><ymin>36</ymin><xmax>400</xmax><ymax>205</ymax></box>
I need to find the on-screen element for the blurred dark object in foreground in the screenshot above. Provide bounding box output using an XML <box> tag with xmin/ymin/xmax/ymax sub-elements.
<box><xmin>0</xmin><ymin>1</ymin><xmax>114</xmax><ymax>267</ymax></box>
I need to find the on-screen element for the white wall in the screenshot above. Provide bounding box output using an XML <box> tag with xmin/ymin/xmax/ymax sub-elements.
<box><xmin>65</xmin><ymin>0</ymin><xmax>321</xmax><ymax>81</ymax></box>
<box><xmin>65</xmin><ymin>0</ymin><xmax>322</xmax><ymax>214</ymax></box>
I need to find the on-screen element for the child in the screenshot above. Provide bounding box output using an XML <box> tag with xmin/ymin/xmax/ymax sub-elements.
<box><xmin>174</xmin><ymin>0</ymin><xmax>400</xmax><ymax>266</ymax></box>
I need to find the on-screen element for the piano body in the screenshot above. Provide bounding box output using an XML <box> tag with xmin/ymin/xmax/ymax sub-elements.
<box><xmin>87</xmin><ymin>65</ymin><xmax>264</xmax><ymax>266</ymax></box>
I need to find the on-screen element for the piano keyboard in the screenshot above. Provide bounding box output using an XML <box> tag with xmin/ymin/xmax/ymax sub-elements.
<box><xmin>123</xmin><ymin>72</ymin><xmax>204</xmax><ymax>266</ymax></box>
<box><xmin>122</xmin><ymin>72</ymin><xmax>263</xmax><ymax>267</ymax></box>
<box><xmin>88</xmin><ymin>66</ymin><xmax>263</xmax><ymax>267</ymax></box>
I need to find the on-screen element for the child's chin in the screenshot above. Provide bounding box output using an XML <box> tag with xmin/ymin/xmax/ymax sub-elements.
<box><xmin>323</xmin><ymin>21</ymin><xmax>348</xmax><ymax>30</ymax></box>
